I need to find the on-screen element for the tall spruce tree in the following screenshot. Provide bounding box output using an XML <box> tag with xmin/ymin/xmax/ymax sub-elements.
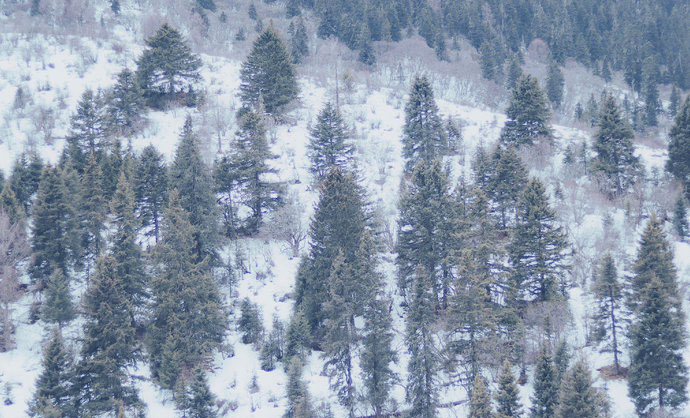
<box><xmin>557</xmin><ymin>360</ymin><xmax>608</xmax><ymax>418</ymax></box>
<box><xmin>628</xmin><ymin>277</ymin><xmax>688</xmax><ymax>416</ymax></box>
<box><xmin>592</xmin><ymin>94</ymin><xmax>640</xmax><ymax>196</ymax></box>
<box><xmin>177</xmin><ymin>368</ymin><xmax>217</xmax><ymax>418</ymax></box>
<box><xmin>401</xmin><ymin>75</ymin><xmax>447</xmax><ymax>171</ymax></box>
<box><xmin>284</xmin><ymin>357</ymin><xmax>314</xmax><ymax>418</ymax></box>
<box><xmin>643</xmin><ymin>78</ymin><xmax>661</xmax><ymax>128</ymax></box>
<box><xmin>169</xmin><ymin>117</ymin><xmax>219</xmax><ymax>265</ymax></box>
<box><xmin>530</xmin><ymin>345</ymin><xmax>558</xmax><ymax>418</ymax></box>
<box><xmin>509</xmin><ymin>179</ymin><xmax>569</xmax><ymax>305</ymax></box>
<box><xmin>469</xmin><ymin>374</ymin><xmax>494</xmax><ymax>418</ymax></box>
<box><xmin>63</xmin><ymin>90</ymin><xmax>108</xmax><ymax>173</ymax></box>
<box><xmin>79</xmin><ymin>152</ymin><xmax>106</xmax><ymax>280</ymax></box>
<box><xmin>591</xmin><ymin>254</ymin><xmax>625</xmax><ymax>374</ymax></box>
<box><xmin>41</xmin><ymin>269</ymin><xmax>75</xmax><ymax>328</ymax></box>
<box><xmin>290</xmin><ymin>18</ymin><xmax>309</xmax><ymax>64</ymax></box>
<box><xmin>0</xmin><ymin>182</ymin><xmax>25</xmax><ymax>227</ymax></box>
<box><xmin>669</xmin><ymin>87</ymin><xmax>681</xmax><ymax>117</ymax></box>
<box><xmin>666</xmin><ymin>96</ymin><xmax>690</xmax><ymax>196</ymax></box>
<box><xmin>240</xmin><ymin>27</ymin><xmax>299</xmax><ymax>115</ymax></box>
<box><xmin>674</xmin><ymin>196</ymin><xmax>688</xmax><ymax>239</ymax></box>
<box><xmin>134</xmin><ymin>145</ymin><xmax>168</xmax><ymax>243</ymax></box>
<box><xmin>496</xmin><ymin>360</ymin><xmax>522</xmax><ymax>418</ymax></box>
<box><xmin>546</xmin><ymin>62</ymin><xmax>565</xmax><ymax>109</ymax></box>
<box><xmin>106</xmin><ymin>68</ymin><xmax>145</xmax><ymax>137</ymax></box>
<box><xmin>307</xmin><ymin>102</ymin><xmax>353</xmax><ymax>180</ymax></box>
<box><xmin>27</xmin><ymin>329</ymin><xmax>75</xmax><ymax>417</ymax></box>
<box><xmin>484</xmin><ymin>145</ymin><xmax>528</xmax><ymax>232</ymax></box>
<box><xmin>500</xmin><ymin>75</ymin><xmax>551</xmax><ymax>147</ymax></box>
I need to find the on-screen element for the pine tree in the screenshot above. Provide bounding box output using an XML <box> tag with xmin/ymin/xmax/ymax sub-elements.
<box><xmin>110</xmin><ymin>0</ymin><xmax>120</xmax><ymax>14</ymax></box>
<box><xmin>666</xmin><ymin>97</ymin><xmax>690</xmax><ymax>194</ymax></box>
<box><xmin>136</xmin><ymin>23</ymin><xmax>201</xmax><ymax>105</ymax></box>
<box><xmin>148</xmin><ymin>191</ymin><xmax>227</xmax><ymax>389</ymax></box>
<box><xmin>79</xmin><ymin>152</ymin><xmax>106</xmax><ymax>280</ymax></box>
<box><xmin>509</xmin><ymin>179</ymin><xmax>569</xmax><ymax>305</ymax></box>
<box><xmin>643</xmin><ymin>79</ymin><xmax>661</xmax><ymax>128</ymax></box>
<box><xmin>592</xmin><ymin>94</ymin><xmax>640</xmax><ymax>196</ymax></box>
<box><xmin>405</xmin><ymin>267</ymin><xmax>439</xmax><ymax>418</ymax></box>
<box><xmin>63</xmin><ymin>90</ymin><xmax>108</xmax><ymax>173</ymax></box>
<box><xmin>99</xmin><ymin>138</ymin><xmax>125</xmax><ymax>201</ymax></box>
<box><xmin>168</xmin><ymin>117</ymin><xmax>219</xmax><ymax>265</ymax></box>
<box><xmin>546</xmin><ymin>62</ymin><xmax>565</xmax><ymax>109</ymax></box>
<box><xmin>178</xmin><ymin>369</ymin><xmax>217</xmax><ymax>418</ymax></box>
<box><xmin>41</xmin><ymin>269</ymin><xmax>75</xmax><ymax>327</ymax></box>
<box><xmin>9</xmin><ymin>152</ymin><xmax>42</xmax><ymax>214</ymax></box>
<box><xmin>484</xmin><ymin>146</ymin><xmax>528</xmax><ymax>232</ymax></box>
<box><xmin>445</xmin><ymin>117</ymin><xmax>462</xmax><ymax>153</ymax></box>
<box><xmin>291</xmin><ymin>18</ymin><xmax>309</xmax><ymax>64</ymax></box>
<box><xmin>238</xmin><ymin>298</ymin><xmax>264</xmax><ymax>344</ymax></box>
<box><xmin>134</xmin><ymin>145</ymin><xmax>168</xmax><ymax>243</ymax></box>
<box><xmin>240</xmin><ymin>27</ymin><xmax>298</xmax><ymax>115</ymax></box>
<box><xmin>72</xmin><ymin>255</ymin><xmax>142</xmax><ymax>416</ymax></box>
<box><xmin>285</xmin><ymin>311</ymin><xmax>311</xmax><ymax>362</ymax></box>
<box><xmin>496</xmin><ymin>360</ymin><xmax>522</xmax><ymax>418</ymax></box>
<box><xmin>530</xmin><ymin>345</ymin><xmax>558</xmax><ymax>418</ymax></box>
<box><xmin>401</xmin><ymin>76</ymin><xmax>447</xmax><ymax>171</ymax></box>
<box><xmin>307</xmin><ymin>102</ymin><xmax>353</xmax><ymax>180</ymax></box>
<box><xmin>469</xmin><ymin>374</ymin><xmax>494</xmax><ymax>418</ymax></box>
<box><xmin>106</xmin><ymin>68</ymin><xmax>145</xmax><ymax>137</ymax></box>
<box><xmin>260</xmin><ymin>317</ymin><xmax>285</xmax><ymax>371</ymax></box>
<box><xmin>357</xmin><ymin>26</ymin><xmax>376</xmax><ymax>66</ymax></box>
<box><xmin>360</xmin><ymin>297</ymin><xmax>396</xmax><ymax>417</ymax></box>
<box><xmin>628</xmin><ymin>277</ymin><xmax>688</xmax><ymax>416</ymax></box>
<box><xmin>27</xmin><ymin>329</ymin><xmax>74</xmax><ymax>417</ymax></box>
<box><xmin>500</xmin><ymin>75</ymin><xmax>551</xmax><ymax>147</ymax></box>
<box><xmin>506</xmin><ymin>56</ymin><xmax>522</xmax><ymax>91</ymax></box>
<box><xmin>592</xmin><ymin>254</ymin><xmax>625</xmax><ymax>374</ymax></box>
<box><xmin>284</xmin><ymin>357</ymin><xmax>314</xmax><ymax>418</ymax></box>
<box><xmin>674</xmin><ymin>196</ymin><xmax>688</xmax><ymax>239</ymax></box>
<box><xmin>479</xmin><ymin>41</ymin><xmax>499</xmax><ymax>82</ymax></box>
<box><xmin>0</xmin><ymin>183</ymin><xmax>25</xmax><ymax>227</ymax></box>
<box><xmin>557</xmin><ymin>360</ymin><xmax>608</xmax><ymax>418</ymax></box>
<box><xmin>669</xmin><ymin>87</ymin><xmax>681</xmax><ymax>117</ymax></box>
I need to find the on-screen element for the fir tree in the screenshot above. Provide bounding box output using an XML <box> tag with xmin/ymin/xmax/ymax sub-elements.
<box><xmin>168</xmin><ymin>117</ymin><xmax>220</xmax><ymax>265</ymax></box>
<box><xmin>41</xmin><ymin>269</ymin><xmax>75</xmax><ymax>328</ymax></box>
<box><xmin>79</xmin><ymin>152</ymin><xmax>106</xmax><ymax>280</ymax></box>
<box><xmin>248</xmin><ymin>3</ymin><xmax>258</xmax><ymax>20</ymax></box>
<box><xmin>178</xmin><ymin>369</ymin><xmax>217</xmax><ymax>418</ymax></box>
<box><xmin>500</xmin><ymin>75</ymin><xmax>551</xmax><ymax>147</ymax></box>
<box><xmin>240</xmin><ymin>27</ymin><xmax>299</xmax><ymax>115</ymax></box>
<box><xmin>284</xmin><ymin>357</ymin><xmax>314</xmax><ymax>418</ymax></box>
<box><xmin>401</xmin><ymin>76</ymin><xmax>447</xmax><ymax>171</ymax></box>
<box><xmin>592</xmin><ymin>94</ymin><xmax>640</xmax><ymax>196</ymax></box>
<box><xmin>0</xmin><ymin>183</ymin><xmax>25</xmax><ymax>227</ymax></box>
<box><xmin>530</xmin><ymin>345</ymin><xmax>558</xmax><ymax>418</ymax></box>
<box><xmin>546</xmin><ymin>62</ymin><xmax>565</xmax><ymax>109</ymax></box>
<box><xmin>110</xmin><ymin>0</ymin><xmax>120</xmax><ymax>14</ymax></box>
<box><xmin>9</xmin><ymin>152</ymin><xmax>43</xmax><ymax>214</ymax></box>
<box><xmin>557</xmin><ymin>360</ymin><xmax>608</xmax><ymax>418</ymax></box>
<box><xmin>445</xmin><ymin>117</ymin><xmax>462</xmax><ymax>154</ymax></box>
<box><xmin>260</xmin><ymin>317</ymin><xmax>285</xmax><ymax>371</ymax></box>
<box><xmin>592</xmin><ymin>254</ymin><xmax>625</xmax><ymax>374</ymax></box>
<box><xmin>469</xmin><ymin>374</ymin><xmax>494</xmax><ymax>418</ymax></box>
<box><xmin>628</xmin><ymin>277</ymin><xmax>688</xmax><ymax>416</ymax></box>
<box><xmin>284</xmin><ymin>311</ymin><xmax>311</xmax><ymax>361</ymax></box>
<box><xmin>669</xmin><ymin>87</ymin><xmax>681</xmax><ymax>117</ymax></box>
<box><xmin>290</xmin><ymin>18</ymin><xmax>309</xmax><ymax>64</ymax></box>
<box><xmin>134</xmin><ymin>145</ymin><xmax>168</xmax><ymax>243</ymax></box>
<box><xmin>674</xmin><ymin>196</ymin><xmax>688</xmax><ymax>239</ymax></box>
<box><xmin>666</xmin><ymin>97</ymin><xmax>690</xmax><ymax>194</ymax></box>
<box><xmin>509</xmin><ymin>179</ymin><xmax>569</xmax><ymax>305</ymax></box>
<box><xmin>506</xmin><ymin>55</ymin><xmax>522</xmax><ymax>91</ymax></box>
<box><xmin>238</xmin><ymin>298</ymin><xmax>264</xmax><ymax>345</ymax></box>
<box><xmin>307</xmin><ymin>102</ymin><xmax>353</xmax><ymax>180</ymax></box>
<box><xmin>27</xmin><ymin>329</ymin><xmax>74</xmax><ymax>417</ymax></box>
<box><xmin>643</xmin><ymin>79</ymin><xmax>661</xmax><ymax>128</ymax></box>
<box><xmin>100</xmin><ymin>138</ymin><xmax>125</xmax><ymax>201</ymax></box>
<box><xmin>63</xmin><ymin>90</ymin><xmax>107</xmax><ymax>173</ymax></box>
<box><xmin>357</xmin><ymin>26</ymin><xmax>376</xmax><ymax>66</ymax></box>
<box><xmin>106</xmin><ymin>68</ymin><xmax>145</xmax><ymax>137</ymax></box>
<box><xmin>484</xmin><ymin>145</ymin><xmax>528</xmax><ymax>232</ymax></box>
<box><xmin>496</xmin><ymin>360</ymin><xmax>522</xmax><ymax>418</ymax></box>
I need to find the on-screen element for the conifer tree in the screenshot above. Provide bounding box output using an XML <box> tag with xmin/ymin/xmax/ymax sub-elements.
<box><xmin>557</xmin><ymin>360</ymin><xmax>608</xmax><ymax>418</ymax></box>
<box><xmin>628</xmin><ymin>277</ymin><xmax>688</xmax><ymax>416</ymax></box>
<box><xmin>669</xmin><ymin>87</ymin><xmax>681</xmax><ymax>117</ymax></box>
<box><xmin>290</xmin><ymin>18</ymin><xmax>309</xmax><ymax>64</ymax></box>
<box><xmin>401</xmin><ymin>76</ymin><xmax>447</xmax><ymax>171</ymax></box>
<box><xmin>592</xmin><ymin>94</ymin><xmax>640</xmax><ymax>196</ymax></box>
<box><xmin>358</xmin><ymin>26</ymin><xmax>376</xmax><ymax>66</ymax></box>
<box><xmin>238</xmin><ymin>298</ymin><xmax>264</xmax><ymax>345</ymax></box>
<box><xmin>28</xmin><ymin>329</ymin><xmax>74</xmax><ymax>417</ymax></box>
<box><xmin>506</xmin><ymin>56</ymin><xmax>522</xmax><ymax>91</ymax></box>
<box><xmin>546</xmin><ymin>62</ymin><xmax>565</xmax><ymax>109</ymax></box>
<box><xmin>500</xmin><ymin>75</ymin><xmax>551</xmax><ymax>147</ymax></box>
<box><xmin>169</xmin><ymin>117</ymin><xmax>219</xmax><ymax>264</ymax></box>
<box><xmin>9</xmin><ymin>152</ymin><xmax>42</xmax><ymax>214</ymax></box>
<box><xmin>148</xmin><ymin>191</ymin><xmax>226</xmax><ymax>389</ymax></box>
<box><xmin>240</xmin><ymin>27</ymin><xmax>298</xmax><ymax>115</ymax></box>
<box><xmin>41</xmin><ymin>269</ymin><xmax>75</xmax><ymax>327</ymax></box>
<box><xmin>178</xmin><ymin>368</ymin><xmax>217</xmax><ymax>418</ymax></box>
<box><xmin>469</xmin><ymin>374</ymin><xmax>494</xmax><ymax>418</ymax></box>
<box><xmin>99</xmin><ymin>138</ymin><xmax>125</xmax><ymax>201</ymax></box>
<box><xmin>484</xmin><ymin>146</ymin><xmax>528</xmax><ymax>232</ymax></box>
<box><xmin>674</xmin><ymin>196</ymin><xmax>688</xmax><ymax>239</ymax></box>
<box><xmin>284</xmin><ymin>357</ymin><xmax>314</xmax><ymax>418</ymax></box>
<box><xmin>63</xmin><ymin>90</ymin><xmax>108</xmax><ymax>173</ymax></box>
<box><xmin>260</xmin><ymin>317</ymin><xmax>285</xmax><ymax>371</ymax></box>
<box><xmin>360</xmin><ymin>297</ymin><xmax>396</xmax><ymax>418</ymax></box>
<box><xmin>79</xmin><ymin>152</ymin><xmax>106</xmax><ymax>279</ymax></box>
<box><xmin>509</xmin><ymin>179</ymin><xmax>569</xmax><ymax>305</ymax></box>
<box><xmin>134</xmin><ymin>145</ymin><xmax>168</xmax><ymax>243</ymax></box>
<box><xmin>496</xmin><ymin>360</ymin><xmax>522</xmax><ymax>418</ymax></box>
<box><xmin>0</xmin><ymin>183</ymin><xmax>25</xmax><ymax>227</ymax></box>
<box><xmin>307</xmin><ymin>102</ymin><xmax>353</xmax><ymax>180</ymax></box>
<box><xmin>530</xmin><ymin>345</ymin><xmax>558</xmax><ymax>418</ymax></box>
<box><xmin>136</xmin><ymin>24</ymin><xmax>201</xmax><ymax>104</ymax></box>
<box><xmin>643</xmin><ymin>79</ymin><xmax>660</xmax><ymax>127</ymax></box>
<box><xmin>667</xmin><ymin>97</ymin><xmax>690</xmax><ymax>195</ymax></box>
<box><xmin>106</xmin><ymin>68</ymin><xmax>145</xmax><ymax>137</ymax></box>
<box><xmin>284</xmin><ymin>311</ymin><xmax>311</xmax><ymax>362</ymax></box>
<box><xmin>591</xmin><ymin>254</ymin><xmax>625</xmax><ymax>374</ymax></box>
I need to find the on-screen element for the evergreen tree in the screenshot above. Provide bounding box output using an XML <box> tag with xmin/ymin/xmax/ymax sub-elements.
<box><xmin>110</xmin><ymin>0</ymin><xmax>120</xmax><ymax>14</ymax></box>
<box><xmin>669</xmin><ymin>87</ymin><xmax>681</xmax><ymax>117</ymax></box>
<box><xmin>469</xmin><ymin>374</ymin><xmax>494</xmax><ymax>418</ymax></box>
<box><xmin>628</xmin><ymin>277</ymin><xmax>688</xmax><ymax>416</ymax></box>
<box><xmin>546</xmin><ymin>62</ymin><xmax>565</xmax><ymax>109</ymax></box>
<box><xmin>509</xmin><ymin>179</ymin><xmax>569</xmax><ymax>305</ymax></box>
<box><xmin>445</xmin><ymin>117</ymin><xmax>462</xmax><ymax>153</ymax></box>
<box><xmin>405</xmin><ymin>267</ymin><xmax>439</xmax><ymax>418</ymax></box>
<box><xmin>63</xmin><ymin>90</ymin><xmax>108</xmax><ymax>173</ymax></box>
<box><xmin>592</xmin><ymin>94</ymin><xmax>640</xmax><ymax>196</ymax></box>
<box><xmin>500</xmin><ymin>75</ymin><xmax>551</xmax><ymax>147</ymax></box>
<box><xmin>506</xmin><ymin>56</ymin><xmax>522</xmax><ymax>91</ymax></box>
<box><xmin>484</xmin><ymin>146</ymin><xmax>528</xmax><ymax>232</ymax></box>
<box><xmin>72</xmin><ymin>255</ymin><xmax>142</xmax><ymax>416</ymax></box>
<box><xmin>401</xmin><ymin>75</ymin><xmax>447</xmax><ymax>171</ymax></box>
<box><xmin>136</xmin><ymin>24</ymin><xmax>201</xmax><ymax>105</ymax></box>
<box><xmin>0</xmin><ymin>183</ymin><xmax>25</xmax><ymax>227</ymax></box>
<box><xmin>134</xmin><ymin>145</ymin><xmax>168</xmax><ymax>243</ymax></box>
<box><xmin>240</xmin><ymin>27</ymin><xmax>299</xmax><ymax>115</ymax></box>
<box><xmin>357</xmin><ymin>26</ymin><xmax>376</xmax><ymax>66</ymax></box>
<box><xmin>9</xmin><ymin>152</ymin><xmax>43</xmax><ymax>214</ymax></box>
<box><xmin>168</xmin><ymin>117</ymin><xmax>219</xmax><ymax>264</ymax></box>
<box><xmin>592</xmin><ymin>254</ymin><xmax>625</xmax><ymax>374</ymax></box>
<box><xmin>674</xmin><ymin>196</ymin><xmax>688</xmax><ymax>239</ymax></box>
<box><xmin>238</xmin><ymin>298</ymin><xmax>264</xmax><ymax>344</ymax></box>
<box><xmin>307</xmin><ymin>102</ymin><xmax>353</xmax><ymax>180</ymax></box>
<box><xmin>479</xmin><ymin>41</ymin><xmax>499</xmax><ymax>82</ymax></box>
<box><xmin>27</xmin><ymin>329</ymin><xmax>74</xmax><ymax>417</ymax></box>
<box><xmin>290</xmin><ymin>18</ymin><xmax>309</xmax><ymax>64</ymax></box>
<box><xmin>30</xmin><ymin>0</ymin><xmax>40</xmax><ymax>16</ymax></box>
<box><xmin>530</xmin><ymin>345</ymin><xmax>558</xmax><ymax>418</ymax></box>
<box><xmin>284</xmin><ymin>358</ymin><xmax>314</xmax><ymax>418</ymax></box>
<box><xmin>148</xmin><ymin>191</ymin><xmax>226</xmax><ymax>389</ymax></box>
<box><xmin>178</xmin><ymin>368</ymin><xmax>217</xmax><ymax>418</ymax></box>
<box><xmin>100</xmin><ymin>138</ymin><xmax>125</xmax><ymax>201</ymax></box>
<box><xmin>666</xmin><ymin>97</ymin><xmax>690</xmax><ymax>195</ymax></box>
<box><xmin>79</xmin><ymin>152</ymin><xmax>106</xmax><ymax>280</ymax></box>
<box><xmin>106</xmin><ymin>68</ymin><xmax>145</xmax><ymax>137</ymax></box>
<box><xmin>260</xmin><ymin>317</ymin><xmax>285</xmax><ymax>371</ymax></box>
<box><xmin>496</xmin><ymin>360</ymin><xmax>522</xmax><ymax>418</ymax></box>
<box><xmin>284</xmin><ymin>311</ymin><xmax>311</xmax><ymax>362</ymax></box>
<box><xmin>643</xmin><ymin>79</ymin><xmax>661</xmax><ymax>128</ymax></box>
<box><xmin>557</xmin><ymin>360</ymin><xmax>608</xmax><ymax>418</ymax></box>
<box><xmin>41</xmin><ymin>269</ymin><xmax>75</xmax><ymax>327</ymax></box>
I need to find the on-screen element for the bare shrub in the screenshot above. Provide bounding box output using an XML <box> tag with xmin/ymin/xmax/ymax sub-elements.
<box><xmin>0</xmin><ymin>210</ymin><xmax>30</xmax><ymax>352</ymax></box>
<box><xmin>31</xmin><ymin>105</ymin><xmax>56</xmax><ymax>144</ymax></box>
<box><xmin>263</xmin><ymin>191</ymin><xmax>307</xmax><ymax>259</ymax></box>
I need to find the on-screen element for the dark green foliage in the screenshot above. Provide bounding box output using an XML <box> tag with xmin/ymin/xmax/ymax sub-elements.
<box><xmin>557</xmin><ymin>360</ymin><xmax>608</xmax><ymax>418</ymax></box>
<box><xmin>509</xmin><ymin>179</ymin><xmax>569</xmax><ymax>305</ymax></box>
<box><xmin>106</xmin><ymin>69</ymin><xmax>145</xmax><ymax>137</ymax></box>
<box><xmin>63</xmin><ymin>90</ymin><xmax>107</xmax><ymax>173</ymax></box>
<box><xmin>100</xmin><ymin>139</ymin><xmax>124</xmax><ymax>201</ymax></box>
<box><xmin>284</xmin><ymin>357</ymin><xmax>314</xmax><ymax>418</ymax></box>
<box><xmin>134</xmin><ymin>145</ymin><xmax>168</xmax><ymax>243</ymax></box>
<box><xmin>592</xmin><ymin>94</ymin><xmax>640</xmax><ymax>196</ymax></box>
<box><xmin>79</xmin><ymin>152</ymin><xmax>106</xmax><ymax>279</ymax></box>
<box><xmin>643</xmin><ymin>77</ymin><xmax>661</xmax><ymax>128</ymax></box>
<box><xmin>110</xmin><ymin>0</ymin><xmax>120</xmax><ymax>14</ymax></box>
<box><xmin>238</xmin><ymin>298</ymin><xmax>264</xmax><ymax>344</ymax></box>
<box><xmin>41</xmin><ymin>269</ymin><xmax>74</xmax><ymax>327</ymax></box>
<box><xmin>669</xmin><ymin>87</ymin><xmax>681</xmax><ymax>117</ymax></box>
<box><xmin>592</xmin><ymin>254</ymin><xmax>625</xmax><ymax>373</ymax></box>
<box><xmin>28</xmin><ymin>329</ymin><xmax>74</xmax><ymax>417</ymax></box>
<box><xmin>667</xmin><ymin>97</ymin><xmax>690</xmax><ymax>194</ymax></box>
<box><xmin>530</xmin><ymin>345</ymin><xmax>558</xmax><ymax>418</ymax></box>
<box><xmin>148</xmin><ymin>191</ymin><xmax>226</xmax><ymax>390</ymax></box>
<box><xmin>248</xmin><ymin>3</ymin><xmax>258</xmax><ymax>20</ymax></box>
<box><xmin>445</xmin><ymin>118</ymin><xmax>462</xmax><ymax>153</ymax></box>
<box><xmin>506</xmin><ymin>56</ymin><xmax>522</xmax><ymax>91</ymax></box>
<box><xmin>136</xmin><ymin>24</ymin><xmax>201</xmax><ymax>106</ymax></box>
<box><xmin>628</xmin><ymin>277</ymin><xmax>687</xmax><ymax>416</ymax></box>
<box><xmin>357</xmin><ymin>26</ymin><xmax>376</xmax><ymax>66</ymax></box>
<box><xmin>674</xmin><ymin>196</ymin><xmax>688</xmax><ymax>238</ymax></box>
<box><xmin>307</xmin><ymin>102</ymin><xmax>353</xmax><ymax>180</ymax></box>
<box><xmin>482</xmin><ymin>146</ymin><xmax>528</xmax><ymax>232</ymax></box>
<box><xmin>480</xmin><ymin>40</ymin><xmax>501</xmax><ymax>82</ymax></box>
<box><xmin>0</xmin><ymin>183</ymin><xmax>25</xmax><ymax>227</ymax></box>
<box><xmin>240</xmin><ymin>27</ymin><xmax>299</xmax><ymax>115</ymax></box>
<box><xmin>290</xmin><ymin>19</ymin><xmax>309</xmax><ymax>64</ymax></box>
<box><xmin>177</xmin><ymin>368</ymin><xmax>217</xmax><ymax>418</ymax></box>
<box><xmin>9</xmin><ymin>152</ymin><xmax>43</xmax><ymax>214</ymax></box>
<box><xmin>546</xmin><ymin>62</ymin><xmax>564</xmax><ymax>109</ymax></box>
<box><xmin>361</xmin><ymin>297</ymin><xmax>397</xmax><ymax>417</ymax></box>
<box><xmin>469</xmin><ymin>375</ymin><xmax>494</xmax><ymax>418</ymax></box>
<box><xmin>197</xmin><ymin>0</ymin><xmax>215</xmax><ymax>11</ymax></box>
<box><xmin>285</xmin><ymin>311</ymin><xmax>311</xmax><ymax>361</ymax></box>
<box><xmin>496</xmin><ymin>360</ymin><xmax>522</xmax><ymax>418</ymax></box>
<box><xmin>260</xmin><ymin>317</ymin><xmax>285</xmax><ymax>371</ymax></box>
<box><xmin>500</xmin><ymin>76</ymin><xmax>551</xmax><ymax>147</ymax></box>
<box><xmin>30</xmin><ymin>0</ymin><xmax>40</xmax><ymax>16</ymax></box>
<box><xmin>169</xmin><ymin>117</ymin><xmax>219</xmax><ymax>264</ymax></box>
<box><xmin>73</xmin><ymin>255</ymin><xmax>142</xmax><ymax>417</ymax></box>
<box><xmin>401</xmin><ymin>76</ymin><xmax>447</xmax><ymax>171</ymax></box>
<box><xmin>553</xmin><ymin>341</ymin><xmax>570</xmax><ymax>387</ymax></box>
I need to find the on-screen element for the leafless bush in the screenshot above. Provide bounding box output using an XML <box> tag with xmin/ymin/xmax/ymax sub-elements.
<box><xmin>263</xmin><ymin>191</ymin><xmax>307</xmax><ymax>259</ymax></box>
<box><xmin>0</xmin><ymin>210</ymin><xmax>30</xmax><ymax>352</ymax></box>
<box><xmin>31</xmin><ymin>105</ymin><xmax>56</xmax><ymax>144</ymax></box>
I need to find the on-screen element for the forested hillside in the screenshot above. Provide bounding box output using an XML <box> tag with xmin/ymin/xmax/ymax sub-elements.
<box><xmin>0</xmin><ymin>0</ymin><xmax>689</xmax><ymax>417</ymax></box>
